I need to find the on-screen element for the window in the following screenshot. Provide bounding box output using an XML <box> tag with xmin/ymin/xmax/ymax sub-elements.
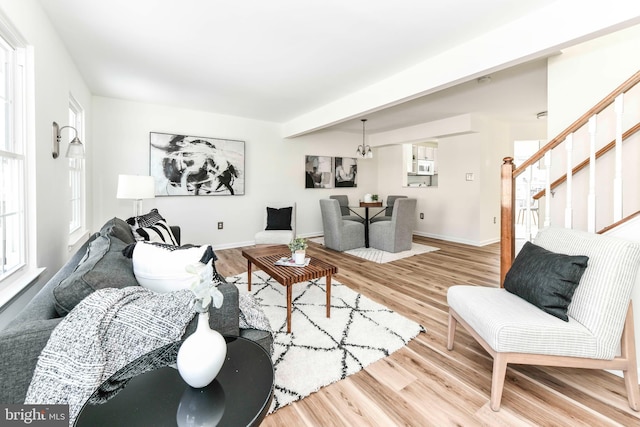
<box><xmin>68</xmin><ymin>96</ymin><xmax>85</xmax><ymax>242</ymax></box>
<box><xmin>0</xmin><ymin>33</ymin><xmax>26</xmax><ymax>282</ymax></box>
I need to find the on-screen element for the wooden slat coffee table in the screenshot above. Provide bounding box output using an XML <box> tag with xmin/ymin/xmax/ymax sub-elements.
<box><xmin>242</xmin><ymin>245</ymin><xmax>338</xmax><ymax>333</ymax></box>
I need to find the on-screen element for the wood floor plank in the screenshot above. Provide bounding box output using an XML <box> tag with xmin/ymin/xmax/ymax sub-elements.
<box><xmin>364</xmin><ymin>356</ymin><xmax>417</xmax><ymax>392</ymax></box>
<box><xmin>215</xmin><ymin>236</ymin><xmax>640</xmax><ymax>426</ymax></box>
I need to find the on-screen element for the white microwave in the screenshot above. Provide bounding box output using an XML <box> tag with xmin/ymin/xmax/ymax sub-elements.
<box><xmin>417</xmin><ymin>160</ymin><xmax>434</xmax><ymax>175</ymax></box>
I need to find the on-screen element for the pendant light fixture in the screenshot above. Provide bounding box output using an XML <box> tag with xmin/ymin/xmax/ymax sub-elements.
<box><xmin>356</xmin><ymin>119</ymin><xmax>373</xmax><ymax>159</ymax></box>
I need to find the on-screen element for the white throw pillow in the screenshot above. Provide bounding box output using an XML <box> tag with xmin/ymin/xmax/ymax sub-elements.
<box><xmin>132</xmin><ymin>242</ymin><xmax>213</xmax><ymax>293</ymax></box>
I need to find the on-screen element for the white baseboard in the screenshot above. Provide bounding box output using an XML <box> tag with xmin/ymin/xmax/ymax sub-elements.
<box><xmin>413</xmin><ymin>231</ymin><xmax>499</xmax><ymax>247</ymax></box>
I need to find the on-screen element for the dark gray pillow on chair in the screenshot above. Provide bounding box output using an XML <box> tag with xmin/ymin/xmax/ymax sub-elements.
<box><xmin>265</xmin><ymin>207</ymin><xmax>292</xmax><ymax>230</ymax></box>
<box><xmin>504</xmin><ymin>241</ymin><xmax>589</xmax><ymax>321</ymax></box>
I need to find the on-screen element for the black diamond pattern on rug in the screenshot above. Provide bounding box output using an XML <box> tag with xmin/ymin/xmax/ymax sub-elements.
<box><xmin>227</xmin><ymin>271</ymin><xmax>425</xmax><ymax>412</ymax></box>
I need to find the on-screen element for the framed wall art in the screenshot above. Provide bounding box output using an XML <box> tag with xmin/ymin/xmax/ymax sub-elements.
<box><xmin>305</xmin><ymin>155</ymin><xmax>334</xmax><ymax>188</ymax></box>
<box><xmin>334</xmin><ymin>157</ymin><xmax>357</xmax><ymax>187</ymax></box>
<box><xmin>150</xmin><ymin>132</ymin><xmax>245</xmax><ymax>196</ymax></box>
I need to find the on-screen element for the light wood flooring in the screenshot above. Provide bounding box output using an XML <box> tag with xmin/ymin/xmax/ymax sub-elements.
<box><xmin>215</xmin><ymin>236</ymin><xmax>640</xmax><ymax>426</ymax></box>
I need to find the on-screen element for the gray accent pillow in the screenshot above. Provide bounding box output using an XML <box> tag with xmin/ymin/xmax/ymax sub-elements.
<box><xmin>53</xmin><ymin>236</ymin><xmax>139</xmax><ymax>315</ymax></box>
<box><xmin>504</xmin><ymin>241</ymin><xmax>589</xmax><ymax>321</ymax></box>
<box><xmin>99</xmin><ymin>217</ymin><xmax>136</xmax><ymax>244</ymax></box>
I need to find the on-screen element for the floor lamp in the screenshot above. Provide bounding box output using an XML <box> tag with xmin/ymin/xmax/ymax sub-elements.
<box><xmin>116</xmin><ymin>175</ymin><xmax>155</xmax><ymax>217</ymax></box>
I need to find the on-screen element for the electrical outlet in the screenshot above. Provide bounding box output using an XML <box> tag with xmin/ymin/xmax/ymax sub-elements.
<box><xmin>493</xmin><ymin>216</ymin><xmax>496</xmax><ymax>224</ymax></box>
<box><xmin>217</xmin><ymin>222</ymin><xmax>223</xmax><ymax>230</ymax></box>
<box><xmin>419</xmin><ymin>213</ymin><xmax>424</xmax><ymax>220</ymax></box>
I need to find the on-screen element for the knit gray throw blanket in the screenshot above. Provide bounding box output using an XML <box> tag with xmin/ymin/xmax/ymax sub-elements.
<box><xmin>25</xmin><ymin>287</ymin><xmax>197</xmax><ymax>425</ymax></box>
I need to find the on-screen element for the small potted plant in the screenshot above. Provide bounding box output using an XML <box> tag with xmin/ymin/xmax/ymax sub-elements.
<box><xmin>288</xmin><ymin>237</ymin><xmax>308</xmax><ymax>264</ymax></box>
<box><xmin>371</xmin><ymin>194</ymin><xmax>379</xmax><ymax>202</ymax></box>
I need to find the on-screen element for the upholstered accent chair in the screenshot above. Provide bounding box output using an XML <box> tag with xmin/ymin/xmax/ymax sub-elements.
<box><xmin>329</xmin><ymin>195</ymin><xmax>364</xmax><ymax>223</ymax></box>
<box><xmin>370</xmin><ymin>195</ymin><xmax>407</xmax><ymax>223</ymax></box>
<box><xmin>368</xmin><ymin>198</ymin><xmax>416</xmax><ymax>253</ymax></box>
<box><xmin>254</xmin><ymin>203</ymin><xmax>296</xmax><ymax>245</ymax></box>
<box><xmin>319</xmin><ymin>199</ymin><xmax>365</xmax><ymax>252</ymax></box>
<box><xmin>447</xmin><ymin>227</ymin><xmax>640</xmax><ymax>411</ymax></box>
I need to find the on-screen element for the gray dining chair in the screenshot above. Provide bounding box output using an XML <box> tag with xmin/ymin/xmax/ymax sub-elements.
<box><xmin>369</xmin><ymin>198</ymin><xmax>416</xmax><ymax>253</ymax></box>
<box><xmin>329</xmin><ymin>195</ymin><xmax>364</xmax><ymax>223</ymax></box>
<box><xmin>370</xmin><ymin>195</ymin><xmax>407</xmax><ymax>223</ymax></box>
<box><xmin>320</xmin><ymin>199</ymin><xmax>365</xmax><ymax>252</ymax></box>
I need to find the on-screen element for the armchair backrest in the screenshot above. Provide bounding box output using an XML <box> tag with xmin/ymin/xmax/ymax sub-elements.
<box><xmin>330</xmin><ymin>195</ymin><xmax>350</xmax><ymax>216</ymax></box>
<box><xmin>533</xmin><ymin>227</ymin><xmax>640</xmax><ymax>359</ymax></box>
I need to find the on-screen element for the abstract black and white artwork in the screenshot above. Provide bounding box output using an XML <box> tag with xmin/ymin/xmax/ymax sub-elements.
<box><xmin>334</xmin><ymin>157</ymin><xmax>357</xmax><ymax>187</ymax></box>
<box><xmin>305</xmin><ymin>155</ymin><xmax>334</xmax><ymax>189</ymax></box>
<box><xmin>150</xmin><ymin>132</ymin><xmax>245</xmax><ymax>196</ymax></box>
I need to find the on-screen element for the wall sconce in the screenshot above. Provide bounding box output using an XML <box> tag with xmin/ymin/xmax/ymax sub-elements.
<box><xmin>52</xmin><ymin>121</ymin><xmax>85</xmax><ymax>159</ymax></box>
<box><xmin>356</xmin><ymin>119</ymin><xmax>373</xmax><ymax>159</ymax></box>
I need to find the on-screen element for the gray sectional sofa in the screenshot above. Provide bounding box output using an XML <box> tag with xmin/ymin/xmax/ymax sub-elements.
<box><xmin>0</xmin><ymin>217</ymin><xmax>272</xmax><ymax>404</ymax></box>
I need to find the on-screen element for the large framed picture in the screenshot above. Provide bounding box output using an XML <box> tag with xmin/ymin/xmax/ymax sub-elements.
<box><xmin>334</xmin><ymin>157</ymin><xmax>357</xmax><ymax>187</ymax></box>
<box><xmin>305</xmin><ymin>155</ymin><xmax>334</xmax><ymax>188</ymax></box>
<box><xmin>150</xmin><ymin>132</ymin><xmax>245</xmax><ymax>196</ymax></box>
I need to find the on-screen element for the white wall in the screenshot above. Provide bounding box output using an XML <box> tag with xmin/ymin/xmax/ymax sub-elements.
<box><xmin>374</xmin><ymin>115</ymin><xmax>516</xmax><ymax>246</ymax></box>
<box><xmin>92</xmin><ymin>97</ymin><xmax>379</xmax><ymax>249</ymax></box>
<box><xmin>0</xmin><ymin>0</ymin><xmax>92</xmax><ymax>327</ymax></box>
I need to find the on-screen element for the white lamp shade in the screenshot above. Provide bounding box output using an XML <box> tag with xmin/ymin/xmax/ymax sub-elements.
<box><xmin>116</xmin><ymin>175</ymin><xmax>155</xmax><ymax>200</ymax></box>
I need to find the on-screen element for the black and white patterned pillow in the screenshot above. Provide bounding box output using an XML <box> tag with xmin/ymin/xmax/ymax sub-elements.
<box><xmin>135</xmin><ymin>219</ymin><xmax>178</xmax><ymax>246</ymax></box>
<box><xmin>135</xmin><ymin>208</ymin><xmax>165</xmax><ymax>227</ymax></box>
<box><xmin>127</xmin><ymin>209</ymin><xmax>167</xmax><ymax>241</ymax></box>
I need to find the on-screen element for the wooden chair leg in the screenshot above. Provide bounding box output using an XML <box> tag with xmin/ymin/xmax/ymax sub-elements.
<box><xmin>447</xmin><ymin>309</ymin><xmax>457</xmax><ymax>351</ymax></box>
<box><xmin>490</xmin><ymin>353</ymin><xmax>508</xmax><ymax>411</ymax></box>
<box><xmin>621</xmin><ymin>302</ymin><xmax>640</xmax><ymax>411</ymax></box>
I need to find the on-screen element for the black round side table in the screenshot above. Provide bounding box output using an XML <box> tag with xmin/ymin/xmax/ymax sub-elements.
<box><xmin>75</xmin><ymin>336</ymin><xmax>274</xmax><ymax>426</ymax></box>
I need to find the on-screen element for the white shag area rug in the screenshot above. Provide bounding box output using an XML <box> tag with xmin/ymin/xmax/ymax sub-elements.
<box><xmin>226</xmin><ymin>271</ymin><xmax>425</xmax><ymax>413</ymax></box>
<box><xmin>309</xmin><ymin>237</ymin><xmax>439</xmax><ymax>263</ymax></box>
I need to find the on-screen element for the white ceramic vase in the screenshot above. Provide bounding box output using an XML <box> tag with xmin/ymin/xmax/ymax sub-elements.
<box><xmin>294</xmin><ymin>250</ymin><xmax>305</xmax><ymax>265</ymax></box>
<box><xmin>364</xmin><ymin>193</ymin><xmax>373</xmax><ymax>203</ymax></box>
<box><xmin>177</xmin><ymin>311</ymin><xmax>227</xmax><ymax>388</ymax></box>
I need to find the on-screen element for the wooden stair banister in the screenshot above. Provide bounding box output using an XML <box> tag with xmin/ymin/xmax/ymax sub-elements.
<box><xmin>501</xmin><ymin>69</ymin><xmax>640</xmax><ymax>283</ymax></box>
<box><xmin>500</xmin><ymin>157</ymin><xmax>515</xmax><ymax>286</ymax></box>
<box><xmin>512</xmin><ymin>69</ymin><xmax>640</xmax><ymax>180</ymax></box>
<box><xmin>532</xmin><ymin>121</ymin><xmax>640</xmax><ymax>200</ymax></box>
<box><xmin>598</xmin><ymin>210</ymin><xmax>640</xmax><ymax>235</ymax></box>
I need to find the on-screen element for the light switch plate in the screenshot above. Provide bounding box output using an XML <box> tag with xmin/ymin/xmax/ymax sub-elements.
<box><xmin>465</xmin><ymin>173</ymin><xmax>474</xmax><ymax>181</ymax></box>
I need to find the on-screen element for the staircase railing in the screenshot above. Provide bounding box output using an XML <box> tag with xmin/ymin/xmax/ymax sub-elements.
<box><xmin>500</xmin><ymin>69</ymin><xmax>640</xmax><ymax>285</ymax></box>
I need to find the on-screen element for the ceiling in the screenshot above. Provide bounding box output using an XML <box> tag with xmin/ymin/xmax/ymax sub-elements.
<box><xmin>37</xmin><ymin>0</ymin><xmax>557</xmax><ymax>133</ymax></box>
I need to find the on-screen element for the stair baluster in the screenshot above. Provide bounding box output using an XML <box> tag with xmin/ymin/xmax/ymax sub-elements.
<box><xmin>565</xmin><ymin>133</ymin><xmax>574</xmax><ymax>228</ymax></box>
<box><xmin>588</xmin><ymin>115</ymin><xmax>597</xmax><ymax>233</ymax></box>
<box><xmin>543</xmin><ymin>151</ymin><xmax>552</xmax><ymax>228</ymax></box>
<box><xmin>614</xmin><ymin>94</ymin><xmax>624</xmax><ymax>222</ymax></box>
